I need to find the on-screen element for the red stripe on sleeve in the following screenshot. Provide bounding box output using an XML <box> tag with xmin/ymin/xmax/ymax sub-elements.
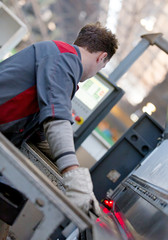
<box><xmin>52</xmin><ymin>41</ymin><xmax>78</xmax><ymax>55</ymax></box>
<box><xmin>0</xmin><ymin>86</ymin><xmax>39</xmax><ymax>124</ymax></box>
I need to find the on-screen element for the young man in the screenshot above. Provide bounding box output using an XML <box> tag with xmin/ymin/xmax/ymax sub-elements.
<box><xmin>0</xmin><ymin>22</ymin><xmax>118</xmax><ymax>215</ymax></box>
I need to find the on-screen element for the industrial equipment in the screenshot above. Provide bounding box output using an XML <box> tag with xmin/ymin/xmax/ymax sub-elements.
<box><xmin>90</xmin><ymin>32</ymin><xmax>168</xmax><ymax>240</ymax></box>
<box><xmin>1</xmin><ymin>2</ymin><xmax>168</xmax><ymax>236</ymax></box>
<box><xmin>72</xmin><ymin>72</ymin><xmax>124</xmax><ymax>149</ymax></box>
<box><xmin>0</xmin><ymin>132</ymin><xmax>124</xmax><ymax>240</ymax></box>
<box><xmin>91</xmin><ymin>113</ymin><xmax>164</xmax><ymax>202</ymax></box>
<box><xmin>99</xmin><ymin>139</ymin><xmax>168</xmax><ymax>240</ymax></box>
<box><xmin>0</xmin><ymin>1</ymin><xmax>27</xmax><ymax>59</ymax></box>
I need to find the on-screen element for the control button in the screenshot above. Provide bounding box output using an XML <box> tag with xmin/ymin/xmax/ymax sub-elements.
<box><xmin>160</xmin><ymin>201</ymin><xmax>167</xmax><ymax>208</ymax></box>
<box><xmin>75</xmin><ymin>116</ymin><xmax>84</xmax><ymax>125</ymax></box>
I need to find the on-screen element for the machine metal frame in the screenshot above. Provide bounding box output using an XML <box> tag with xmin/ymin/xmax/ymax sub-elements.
<box><xmin>0</xmin><ymin>133</ymin><xmax>122</xmax><ymax>240</ymax></box>
<box><xmin>0</xmin><ymin>133</ymin><xmax>91</xmax><ymax>240</ymax></box>
<box><xmin>0</xmin><ymin>2</ymin><xmax>27</xmax><ymax>59</ymax></box>
<box><xmin>108</xmin><ymin>33</ymin><xmax>168</xmax><ymax>83</ymax></box>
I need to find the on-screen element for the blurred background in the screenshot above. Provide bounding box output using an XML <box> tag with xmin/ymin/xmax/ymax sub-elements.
<box><xmin>1</xmin><ymin>0</ymin><xmax>168</xmax><ymax>151</ymax></box>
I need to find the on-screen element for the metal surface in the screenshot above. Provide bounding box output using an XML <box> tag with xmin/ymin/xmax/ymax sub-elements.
<box><xmin>109</xmin><ymin>33</ymin><xmax>168</xmax><ymax>83</ymax></box>
<box><xmin>89</xmin><ymin>212</ymin><xmax>123</xmax><ymax>240</ymax></box>
<box><xmin>0</xmin><ymin>176</ymin><xmax>27</xmax><ymax>225</ymax></box>
<box><xmin>125</xmin><ymin>176</ymin><xmax>168</xmax><ymax>215</ymax></box>
<box><xmin>113</xmin><ymin>186</ymin><xmax>168</xmax><ymax>240</ymax></box>
<box><xmin>133</xmin><ymin>139</ymin><xmax>168</xmax><ymax>192</ymax></box>
<box><xmin>21</xmin><ymin>142</ymin><xmax>64</xmax><ymax>191</ymax></box>
<box><xmin>0</xmin><ymin>2</ymin><xmax>27</xmax><ymax>59</ymax></box>
<box><xmin>108</xmin><ymin>38</ymin><xmax>150</xmax><ymax>83</ymax></box>
<box><xmin>9</xmin><ymin>200</ymin><xmax>43</xmax><ymax>240</ymax></box>
<box><xmin>91</xmin><ymin>113</ymin><xmax>163</xmax><ymax>202</ymax></box>
<box><xmin>0</xmin><ymin>133</ymin><xmax>127</xmax><ymax>240</ymax></box>
<box><xmin>142</xmin><ymin>33</ymin><xmax>168</xmax><ymax>54</ymax></box>
<box><xmin>155</xmin><ymin>36</ymin><xmax>168</xmax><ymax>54</ymax></box>
<box><xmin>108</xmin><ymin>174</ymin><xmax>168</xmax><ymax>240</ymax></box>
<box><xmin>0</xmin><ymin>133</ymin><xmax>92</xmax><ymax>239</ymax></box>
<box><xmin>164</xmin><ymin>106</ymin><xmax>168</xmax><ymax>139</ymax></box>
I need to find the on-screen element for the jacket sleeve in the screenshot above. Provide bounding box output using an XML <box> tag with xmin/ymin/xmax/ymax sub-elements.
<box><xmin>43</xmin><ymin>119</ymin><xmax>79</xmax><ymax>172</ymax></box>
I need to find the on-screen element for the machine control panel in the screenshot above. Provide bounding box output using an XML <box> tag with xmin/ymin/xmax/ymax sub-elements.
<box><xmin>72</xmin><ymin>73</ymin><xmax>124</xmax><ymax>149</ymax></box>
<box><xmin>72</xmin><ymin>74</ymin><xmax>114</xmax><ymax>131</ymax></box>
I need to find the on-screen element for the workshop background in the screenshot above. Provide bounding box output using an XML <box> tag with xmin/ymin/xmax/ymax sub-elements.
<box><xmin>2</xmin><ymin>0</ymin><xmax>168</xmax><ymax>159</ymax></box>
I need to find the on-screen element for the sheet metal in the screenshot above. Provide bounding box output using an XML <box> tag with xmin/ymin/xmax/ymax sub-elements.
<box><xmin>133</xmin><ymin>139</ymin><xmax>168</xmax><ymax>192</ymax></box>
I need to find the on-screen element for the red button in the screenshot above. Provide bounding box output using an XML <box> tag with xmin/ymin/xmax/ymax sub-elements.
<box><xmin>75</xmin><ymin>116</ymin><xmax>81</xmax><ymax>122</ymax></box>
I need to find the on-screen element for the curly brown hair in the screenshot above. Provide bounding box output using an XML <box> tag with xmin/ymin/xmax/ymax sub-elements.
<box><xmin>74</xmin><ymin>22</ymin><xmax>118</xmax><ymax>61</ymax></box>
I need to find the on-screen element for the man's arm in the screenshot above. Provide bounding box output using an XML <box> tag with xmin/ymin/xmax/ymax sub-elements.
<box><xmin>43</xmin><ymin>119</ymin><xmax>79</xmax><ymax>173</ymax></box>
<box><xmin>43</xmin><ymin>119</ymin><xmax>101</xmax><ymax>216</ymax></box>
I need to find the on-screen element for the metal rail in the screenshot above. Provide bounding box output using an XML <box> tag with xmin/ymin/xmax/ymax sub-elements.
<box><xmin>108</xmin><ymin>33</ymin><xmax>168</xmax><ymax>83</ymax></box>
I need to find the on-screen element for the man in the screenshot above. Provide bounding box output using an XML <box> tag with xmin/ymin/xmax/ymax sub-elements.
<box><xmin>0</xmin><ymin>22</ymin><xmax>118</xmax><ymax>215</ymax></box>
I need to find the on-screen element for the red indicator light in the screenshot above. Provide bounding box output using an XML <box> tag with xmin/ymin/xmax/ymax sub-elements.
<box><xmin>103</xmin><ymin>199</ymin><xmax>114</xmax><ymax>209</ymax></box>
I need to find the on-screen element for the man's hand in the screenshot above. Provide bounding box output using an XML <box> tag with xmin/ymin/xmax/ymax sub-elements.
<box><xmin>63</xmin><ymin>167</ymin><xmax>101</xmax><ymax>216</ymax></box>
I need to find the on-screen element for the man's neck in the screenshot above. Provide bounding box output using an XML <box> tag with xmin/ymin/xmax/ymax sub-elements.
<box><xmin>77</xmin><ymin>47</ymin><xmax>97</xmax><ymax>82</ymax></box>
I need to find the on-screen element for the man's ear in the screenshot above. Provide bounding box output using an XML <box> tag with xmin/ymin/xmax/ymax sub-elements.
<box><xmin>96</xmin><ymin>52</ymin><xmax>108</xmax><ymax>63</ymax></box>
